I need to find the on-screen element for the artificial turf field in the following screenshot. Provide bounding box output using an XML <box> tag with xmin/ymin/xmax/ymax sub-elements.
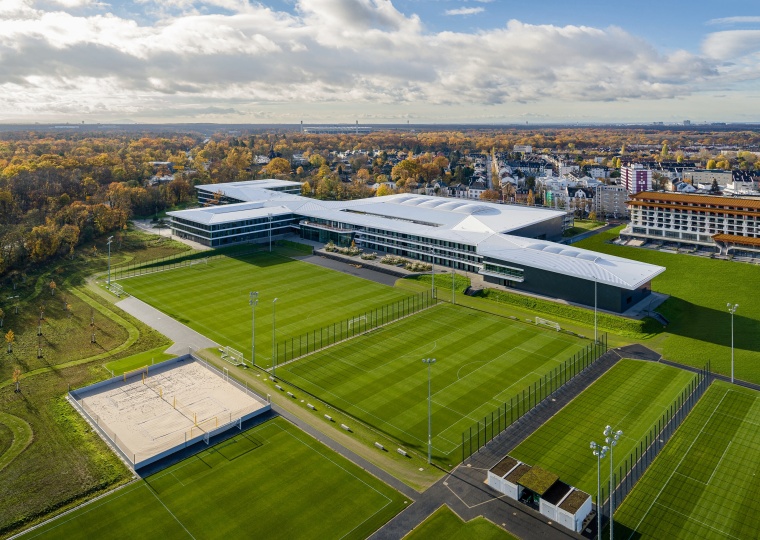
<box><xmin>614</xmin><ymin>381</ymin><xmax>760</xmax><ymax>540</ymax></box>
<box><xmin>277</xmin><ymin>302</ymin><xmax>588</xmax><ymax>466</ymax></box>
<box><xmin>118</xmin><ymin>250</ymin><xmax>410</xmax><ymax>368</ymax></box>
<box><xmin>19</xmin><ymin>418</ymin><xmax>407</xmax><ymax>540</ymax></box>
<box><xmin>510</xmin><ymin>359</ymin><xmax>695</xmax><ymax>495</ymax></box>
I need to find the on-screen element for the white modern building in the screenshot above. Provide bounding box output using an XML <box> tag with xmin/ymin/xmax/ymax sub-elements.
<box><xmin>168</xmin><ymin>180</ymin><xmax>665</xmax><ymax>313</ymax></box>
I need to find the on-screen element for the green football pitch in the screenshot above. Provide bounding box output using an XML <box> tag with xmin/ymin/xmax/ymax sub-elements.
<box><xmin>614</xmin><ymin>381</ymin><xmax>760</xmax><ymax>540</ymax></box>
<box><xmin>19</xmin><ymin>418</ymin><xmax>407</xmax><ymax>540</ymax></box>
<box><xmin>277</xmin><ymin>302</ymin><xmax>588</xmax><ymax>466</ymax></box>
<box><xmin>119</xmin><ymin>251</ymin><xmax>411</xmax><ymax>368</ymax></box>
<box><xmin>510</xmin><ymin>359</ymin><xmax>695</xmax><ymax>496</ymax></box>
<box><xmin>404</xmin><ymin>505</ymin><xmax>516</xmax><ymax>540</ymax></box>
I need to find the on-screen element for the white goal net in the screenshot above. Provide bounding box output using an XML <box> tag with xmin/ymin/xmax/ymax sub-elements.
<box><xmin>348</xmin><ymin>316</ymin><xmax>367</xmax><ymax>330</ymax></box>
<box><xmin>535</xmin><ymin>317</ymin><xmax>561</xmax><ymax>331</ymax></box>
<box><xmin>221</xmin><ymin>346</ymin><xmax>245</xmax><ymax>366</ymax></box>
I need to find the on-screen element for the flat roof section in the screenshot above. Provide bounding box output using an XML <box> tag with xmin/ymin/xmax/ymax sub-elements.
<box><xmin>505</xmin><ymin>463</ymin><xmax>533</xmax><ymax>485</ymax></box>
<box><xmin>542</xmin><ymin>480</ymin><xmax>572</xmax><ymax>505</ymax></box>
<box><xmin>517</xmin><ymin>467</ymin><xmax>559</xmax><ymax>496</ymax></box>
<box><xmin>559</xmin><ymin>490</ymin><xmax>591</xmax><ymax>514</ymax></box>
<box><xmin>490</xmin><ymin>456</ymin><xmax>518</xmax><ymax>477</ymax></box>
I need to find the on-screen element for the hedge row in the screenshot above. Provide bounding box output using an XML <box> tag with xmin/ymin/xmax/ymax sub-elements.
<box><xmin>479</xmin><ymin>289</ymin><xmax>662</xmax><ymax>338</ymax></box>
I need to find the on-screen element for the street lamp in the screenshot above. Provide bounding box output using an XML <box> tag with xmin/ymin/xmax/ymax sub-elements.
<box><xmin>728</xmin><ymin>303</ymin><xmax>739</xmax><ymax>383</ymax></box>
<box><xmin>590</xmin><ymin>441</ymin><xmax>609</xmax><ymax>540</ymax></box>
<box><xmin>271</xmin><ymin>298</ymin><xmax>278</xmax><ymax>377</ymax></box>
<box><xmin>268</xmin><ymin>213</ymin><xmax>273</xmax><ymax>252</ymax></box>
<box><xmin>451</xmin><ymin>268</ymin><xmax>455</xmax><ymax>305</ymax></box>
<box><xmin>428</xmin><ymin>246</ymin><xmax>435</xmax><ymax>298</ymax></box>
<box><xmin>422</xmin><ymin>358</ymin><xmax>436</xmax><ymax>464</ymax></box>
<box><xmin>594</xmin><ymin>276</ymin><xmax>598</xmax><ymax>343</ymax></box>
<box><xmin>604</xmin><ymin>425</ymin><xmax>624</xmax><ymax>540</ymax></box>
<box><xmin>107</xmin><ymin>236</ymin><xmax>114</xmax><ymax>287</ymax></box>
<box><xmin>249</xmin><ymin>291</ymin><xmax>258</xmax><ymax>366</ymax></box>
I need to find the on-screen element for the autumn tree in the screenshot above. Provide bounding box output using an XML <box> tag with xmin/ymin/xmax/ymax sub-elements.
<box><xmin>480</xmin><ymin>189</ymin><xmax>501</xmax><ymax>202</ymax></box>
<box><xmin>527</xmin><ymin>189</ymin><xmax>535</xmax><ymax>206</ymax></box>
<box><xmin>376</xmin><ymin>184</ymin><xmax>393</xmax><ymax>197</ymax></box>
<box><xmin>264</xmin><ymin>157</ymin><xmax>291</xmax><ymax>177</ymax></box>
<box><xmin>49</xmin><ymin>280</ymin><xmax>57</xmax><ymax>295</ymax></box>
<box><xmin>5</xmin><ymin>329</ymin><xmax>14</xmax><ymax>353</ymax></box>
<box><xmin>12</xmin><ymin>367</ymin><xmax>21</xmax><ymax>393</ymax></box>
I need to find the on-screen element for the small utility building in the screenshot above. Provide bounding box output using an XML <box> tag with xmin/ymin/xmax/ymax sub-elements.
<box><xmin>488</xmin><ymin>456</ymin><xmax>592</xmax><ymax>534</ymax></box>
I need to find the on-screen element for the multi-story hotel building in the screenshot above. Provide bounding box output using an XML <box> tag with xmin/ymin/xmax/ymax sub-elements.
<box><xmin>168</xmin><ymin>180</ymin><xmax>665</xmax><ymax>313</ymax></box>
<box><xmin>621</xmin><ymin>164</ymin><xmax>652</xmax><ymax>194</ymax></box>
<box><xmin>622</xmin><ymin>192</ymin><xmax>760</xmax><ymax>256</ymax></box>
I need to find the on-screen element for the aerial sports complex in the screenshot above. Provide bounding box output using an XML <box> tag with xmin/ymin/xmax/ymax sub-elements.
<box><xmin>168</xmin><ymin>180</ymin><xmax>664</xmax><ymax>313</ymax></box>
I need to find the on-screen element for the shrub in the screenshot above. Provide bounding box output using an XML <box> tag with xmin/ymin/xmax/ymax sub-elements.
<box><xmin>380</xmin><ymin>255</ymin><xmax>407</xmax><ymax>265</ymax></box>
<box><xmin>360</xmin><ymin>252</ymin><xmax>377</xmax><ymax>260</ymax></box>
<box><xmin>404</xmin><ymin>261</ymin><xmax>432</xmax><ymax>272</ymax></box>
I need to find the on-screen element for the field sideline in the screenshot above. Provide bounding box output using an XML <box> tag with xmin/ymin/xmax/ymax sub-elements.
<box><xmin>614</xmin><ymin>381</ymin><xmax>760</xmax><ymax>540</ymax></box>
<box><xmin>18</xmin><ymin>418</ymin><xmax>407</xmax><ymax>540</ymax></box>
<box><xmin>511</xmin><ymin>359</ymin><xmax>695</xmax><ymax>495</ymax></box>
<box><xmin>118</xmin><ymin>250</ymin><xmax>411</xmax><ymax>368</ymax></box>
<box><xmin>277</xmin><ymin>302</ymin><xmax>588</xmax><ymax>466</ymax></box>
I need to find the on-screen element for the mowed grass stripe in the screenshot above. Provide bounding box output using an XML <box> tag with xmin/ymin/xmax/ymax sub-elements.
<box><xmin>280</xmin><ymin>303</ymin><xmax>587</xmax><ymax>463</ymax></box>
<box><xmin>20</xmin><ymin>418</ymin><xmax>406</xmax><ymax>540</ymax></box>
<box><xmin>615</xmin><ymin>383</ymin><xmax>760</xmax><ymax>540</ymax></box>
<box><xmin>510</xmin><ymin>359</ymin><xmax>695</xmax><ymax>495</ymax></box>
<box><xmin>120</xmin><ymin>251</ymin><xmax>410</xmax><ymax>368</ymax></box>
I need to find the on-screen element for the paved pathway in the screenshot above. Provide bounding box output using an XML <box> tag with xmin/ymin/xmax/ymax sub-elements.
<box><xmin>116</xmin><ymin>296</ymin><xmax>218</xmax><ymax>355</ymax></box>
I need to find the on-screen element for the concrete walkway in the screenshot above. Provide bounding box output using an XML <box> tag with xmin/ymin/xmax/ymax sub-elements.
<box><xmin>116</xmin><ymin>296</ymin><xmax>219</xmax><ymax>355</ymax></box>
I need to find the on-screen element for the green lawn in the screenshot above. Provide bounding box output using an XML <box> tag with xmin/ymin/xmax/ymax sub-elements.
<box><xmin>404</xmin><ymin>505</ymin><xmax>517</xmax><ymax>540</ymax></box>
<box><xmin>19</xmin><ymin>418</ymin><xmax>407</xmax><ymax>540</ymax></box>
<box><xmin>278</xmin><ymin>303</ymin><xmax>588</xmax><ymax>466</ymax></box>
<box><xmin>510</xmin><ymin>359</ymin><xmax>695</xmax><ymax>495</ymax></box>
<box><xmin>614</xmin><ymin>382</ymin><xmax>760</xmax><ymax>540</ymax></box>
<box><xmin>104</xmin><ymin>346</ymin><xmax>174</xmax><ymax>376</ymax></box>
<box><xmin>576</xmin><ymin>227</ymin><xmax>760</xmax><ymax>384</ymax></box>
<box><xmin>119</xmin><ymin>250</ymin><xmax>411</xmax><ymax>368</ymax></box>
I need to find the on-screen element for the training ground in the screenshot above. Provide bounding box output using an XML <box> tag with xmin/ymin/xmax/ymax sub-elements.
<box><xmin>18</xmin><ymin>419</ymin><xmax>407</xmax><ymax>540</ymax></box>
<box><xmin>69</xmin><ymin>356</ymin><xmax>270</xmax><ymax>469</ymax></box>
<box><xmin>614</xmin><ymin>381</ymin><xmax>760</xmax><ymax>539</ymax></box>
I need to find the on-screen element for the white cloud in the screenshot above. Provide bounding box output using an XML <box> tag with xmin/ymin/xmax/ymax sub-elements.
<box><xmin>708</xmin><ymin>16</ymin><xmax>760</xmax><ymax>25</ymax></box>
<box><xmin>703</xmin><ymin>29</ymin><xmax>760</xmax><ymax>58</ymax></box>
<box><xmin>0</xmin><ymin>0</ymin><xmax>750</xmax><ymax>122</ymax></box>
<box><xmin>445</xmin><ymin>7</ymin><xmax>484</xmax><ymax>16</ymax></box>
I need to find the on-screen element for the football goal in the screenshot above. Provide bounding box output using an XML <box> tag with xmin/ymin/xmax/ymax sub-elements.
<box><xmin>221</xmin><ymin>346</ymin><xmax>245</xmax><ymax>366</ymax></box>
<box><xmin>109</xmin><ymin>282</ymin><xmax>125</xmax><ymax>298</ymax></box>
<box><xmin>535</xmin><ymin>317</ymin><xmax>561</xmax><ymax>331</ymax></box>
<box><xmin>348</xmin><ymin>316</ymin><xmax>367</xmax><ymax>330</ymax></box>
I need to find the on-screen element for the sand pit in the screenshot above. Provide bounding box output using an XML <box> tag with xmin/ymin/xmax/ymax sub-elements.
<box><xmin>70</xmin><ymin>357</ymin><xmax>269</xmax><ymax>468</ymax></box>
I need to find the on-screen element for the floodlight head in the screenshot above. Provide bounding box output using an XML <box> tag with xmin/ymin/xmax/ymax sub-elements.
<box><xmin>604</xmin><ymin>425</ymin><xmax>612</xmax><ymax>437</ymax></box>
<box><xmin>616</xmin><ymin>430</ymin><xmax>624</xmax><ymax>438</ymax></box>
<box><xmin>590</xmin><ymin>441</ymin><xmax>597</xmax><ymax>449</ymax></box>
<box><xmin>610</xmin><ymin>439</ymin><xmax>618</xmax><ymax>448</ymax></box>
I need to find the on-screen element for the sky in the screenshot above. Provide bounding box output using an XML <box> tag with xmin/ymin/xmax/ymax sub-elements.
<box><xmin>0</xmin><ymin>0</ymin><xmax>759</xmax><ymax>124</ymax></box>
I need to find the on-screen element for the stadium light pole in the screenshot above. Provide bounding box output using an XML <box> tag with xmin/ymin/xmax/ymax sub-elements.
<box><xmin>249</xmin><ymin>291</ymin><xmax>258</xmax><ymax>366</ymax></box>
<box><xmin>271</xmin><ymin>298</ymin><xmax>278</xmax><ymax>377</ymax></box>
<box><xmin>590</xmin><ymin>441</ymin><xmax>608</xmax><ymax>540</ymax></box>
<box><xmin>604</xmin><ymin>425</ymin><xmax>624</xmax><ymax>540</ymax></box>
<box><xmin>106</xmin><ymin>236</ymin><xmax>114</xmax><ymax>288</ymax></box>
<box><xmin>422</xmin><ymin>358</ymin><xmax>436</xmax><ymax>464</ymax></box>
<box><xmin>728</xmin><ymin>303</ymin><xmax>739</xmax><ymax>383</ymax></box>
